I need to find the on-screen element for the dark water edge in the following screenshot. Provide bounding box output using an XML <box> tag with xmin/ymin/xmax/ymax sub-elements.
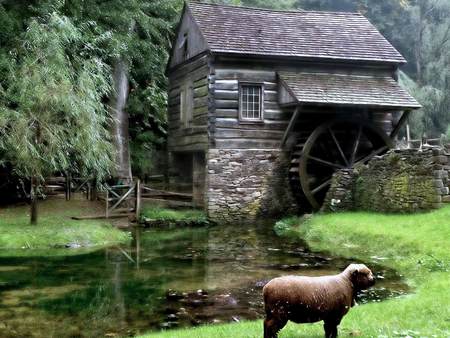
<box><xmin>0</xmin><ymin>223</ymin><xmax>408</xmax><ymax>338</ymax></box>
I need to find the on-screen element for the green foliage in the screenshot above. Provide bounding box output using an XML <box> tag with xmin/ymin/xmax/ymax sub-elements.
<box><xmin>62</xmin><ymin>0</ymin><xmax>182</xmax><ymax>177</ymax></box>
<box><xmin>141</xmin><ymin>207</ymin><xmax>208</xmax><ymax>223</ymax></box>
<box><xmin>0</xmin><ymin>12</ymin><xmax>113</xmax><ymax>181</ymax></box>
<box><xmin>1</xmin><ymin>0</ymin><xmax>183</xmax><ymax>179</ymax></box>
<box><xmin>273</xmin><ymin>216</ymin><xmax>301</xmax><ymax>236</ymax></box>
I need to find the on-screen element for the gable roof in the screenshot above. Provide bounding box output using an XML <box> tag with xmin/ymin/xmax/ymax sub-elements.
<box><xmin>279</xmin><ymin>71</ymin><xmax>421</xmax><ymax>109</ymax></box>
<box><xmin>187</xmin><ymin>2</ymin><xmax>406</xmax><ymax>64</ymax></box>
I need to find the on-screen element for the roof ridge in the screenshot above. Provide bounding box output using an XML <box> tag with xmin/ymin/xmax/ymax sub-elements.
<box><xmin>188</xmin><ymin>1</ymin><xmax>363</xmax><ymax>16</ymax></box>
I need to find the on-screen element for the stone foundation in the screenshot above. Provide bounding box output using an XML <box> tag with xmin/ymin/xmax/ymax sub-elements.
<box><xmin>323</xmin><ymin>147</ymin><xmax>450</xmax><ymax>213</ymax></box>
<box><xmin>206</xmin><ymin>149</ymin><xmax>296</xmax><ymax>223</ymax></box>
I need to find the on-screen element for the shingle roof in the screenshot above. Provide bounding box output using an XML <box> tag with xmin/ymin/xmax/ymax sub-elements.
<box><xmin>188</xmin><ymin>2</ymin><xmax>406</xmax><ymax>64</ymax></box>
<box><xmin>279</xmin><ymin>72</ymin><xmax>421</xmax><ymax>108</ymax></box>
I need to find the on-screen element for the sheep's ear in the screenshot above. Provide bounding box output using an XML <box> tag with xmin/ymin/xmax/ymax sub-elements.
<box><xmin>351</xmin><ymin>269</ymin><xmax>359</xmax><ymax>277</ymax></box>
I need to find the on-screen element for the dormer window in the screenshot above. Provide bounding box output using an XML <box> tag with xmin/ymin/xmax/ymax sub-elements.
<box><xmin>239</xmin><ymin>83</ymin><xmax>264</xmax><ymax>122</ymax></box>
<box><xmin>179</xmin><ymin>32</ymin><xmax>189</xmax><ymax>60</ymax></box>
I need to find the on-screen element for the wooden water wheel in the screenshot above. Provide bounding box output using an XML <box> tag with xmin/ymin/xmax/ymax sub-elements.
<box><xmin>289</xmin><ymin>119</ymin><xmax>393</xmax><ymax>211</ymax></box>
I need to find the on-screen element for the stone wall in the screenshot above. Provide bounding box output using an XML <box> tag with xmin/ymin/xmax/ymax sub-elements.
<box><xmin>206</xmin><ymin>149</ymin><xmax>296</xmax><ymax>223</ymax></box>
<box><xmin>322</xmin><ymin>147</ymin><xmax>450</xmax><ymax>213</ymax></box>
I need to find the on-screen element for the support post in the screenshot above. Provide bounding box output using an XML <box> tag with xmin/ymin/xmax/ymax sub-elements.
<box><xmin>65</xmin><ymin>173</ymin><xmax>71</xmax><ymax>201</ymax></box>
<box><xmin>106</xmin><ymin>189</ymin><xmax>109</xmax><ymax>219</ymax></box>
<box><xmin>91</xmin><ymin>177</ymin><xmax>97</xmax><ymax>201</ymax></box>
<box><xmin>390</xmin><ymin>110</ymin><xmax>411</xmax><ymax>139</ymax></box>
<box><xmin>135</xmin><ymin>180</ymin><xmax>141</xmax><ymax>221</ymax></box>
<box><xmin>281</xmin><ymin>105</ymin><xmax>301</xmax><ymax>148</ymax></box>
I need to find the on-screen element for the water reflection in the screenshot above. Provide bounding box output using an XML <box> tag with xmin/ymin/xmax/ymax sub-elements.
<box><xmin>0</xmin><ymin>224</ymin><xmax>408</xmax><ymax>337</ymax></box>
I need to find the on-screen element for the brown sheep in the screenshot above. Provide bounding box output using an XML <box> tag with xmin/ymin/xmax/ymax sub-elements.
<box><xmin>263</xmin><ymin>264</ymin><xmax>375</xmax><ymax>338</ymax></box>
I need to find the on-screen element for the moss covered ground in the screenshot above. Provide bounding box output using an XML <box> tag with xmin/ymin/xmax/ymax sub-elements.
<box><xmin>140</xmin><ymin>207</ymin><xmax>208</xmax><ymax>223</ymax></box>
<box><xmin>139</xmin><ymin>207</ymin><xmax>450</xmax><ymax>338</ymax></box>
<box><xmin>0</xmin><ymin>198</ymin><xmax>130</xmax><ymax>256</ymax></box>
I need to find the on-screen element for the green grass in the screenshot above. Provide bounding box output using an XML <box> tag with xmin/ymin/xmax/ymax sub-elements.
<box><xmin>139</xmin><ymin>207</ymin><xmax>450</xmax><ymax>338</ymax></box>
<box><xmin>141</xmin><ymin>207</ymin><xmax>208</xmax><ymax>223</ymax></box>
<box><xmin>0</xmin><ymin>198</ymin><xmax>130</xmax><ymax>256</ymax></box>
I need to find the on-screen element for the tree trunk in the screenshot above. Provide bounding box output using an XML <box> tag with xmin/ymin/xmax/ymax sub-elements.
<box><xmin>30</xmin><ymin>176</ymin><xmax>38</xmax><ymax>225</ymax></box>
<box><xmin>110</xmin><ymin>60</ymin><xmax>133</xmax><ymax>184</ymax></box>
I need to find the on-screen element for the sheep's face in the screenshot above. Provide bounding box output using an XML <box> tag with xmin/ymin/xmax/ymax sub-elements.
<box><xmin>348</xmin><ymin>264</ymin><xmax>376</xmax><ymax>290</ymax></box>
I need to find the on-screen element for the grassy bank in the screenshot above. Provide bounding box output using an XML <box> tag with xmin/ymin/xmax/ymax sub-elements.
<box><xmin>140</xmin><ymin>207</ymin><xmax>208</xmax><ymax>224</ymax></box>
<box><xmin>0</xmin><ymin>198</ymin><xmax>130</xmax><ymax>256</ymax></box>
<box><xmin>140</xmin><ymin>207</ymin><xmax>450</xmax><ymax>338</ymax></box>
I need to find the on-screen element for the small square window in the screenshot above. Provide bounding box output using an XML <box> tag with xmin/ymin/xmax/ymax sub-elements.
<box><xmin>239</xmin><ymin>84</ymin><xmax>263</xmax><ymax>122</ymax></box>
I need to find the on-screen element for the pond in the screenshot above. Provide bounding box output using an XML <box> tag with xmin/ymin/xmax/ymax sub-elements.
<box><xmin>0</xmin><ymin>224</ymin><xmax>408</xmax><ymax>338</ymax></box>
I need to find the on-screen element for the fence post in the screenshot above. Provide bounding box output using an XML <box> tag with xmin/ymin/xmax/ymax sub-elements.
<box><xmin>135</xmin><ymin>180</ymin><xmax>141</xmax><ymax>221</ymax></box>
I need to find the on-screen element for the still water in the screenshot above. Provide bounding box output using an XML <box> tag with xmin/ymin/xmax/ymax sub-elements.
<box><xmin>0</xmin><ymin>224</ymin><xmax>407</xmax><ymax>337</ymax></box>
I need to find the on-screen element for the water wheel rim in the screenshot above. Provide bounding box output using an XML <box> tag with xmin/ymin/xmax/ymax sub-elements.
<box><xmin>299</xmin><ymin>119</ymin><xmax>393</xmax><ymax>211</ymax></box>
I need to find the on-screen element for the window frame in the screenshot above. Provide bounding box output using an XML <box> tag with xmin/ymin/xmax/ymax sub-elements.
<box><xmin>238</xmin><ymin>82</ymin><xmax>265</xmax><ymax>123</ymax></box>
<box><xmin>180</xmin><ymin>80</ymin><xmax>193</xmax><ymax>128</ymax></box>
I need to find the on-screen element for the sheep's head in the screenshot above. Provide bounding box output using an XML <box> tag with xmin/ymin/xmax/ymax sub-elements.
<box><xmin>345</xmin><ymin>264</ymin><xmax>375</xmax><ymax>290</ymax></box>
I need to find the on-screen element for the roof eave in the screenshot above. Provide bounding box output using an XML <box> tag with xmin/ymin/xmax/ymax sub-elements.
<box><xmin>282</xmin><ymin>100</ymin><xmax>421</xmax><ymax>110</ymax></box>
<box><xmin>211</xmin><ymin>50</ymin><xmax>407</xmax><ymax>66</ymax></box>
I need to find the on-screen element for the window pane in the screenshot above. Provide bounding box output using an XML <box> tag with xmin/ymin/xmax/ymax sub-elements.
<box><xmin>240</xmin><ymin>85</ymin><xmax>262</xmax><ymax>120</ymax></box>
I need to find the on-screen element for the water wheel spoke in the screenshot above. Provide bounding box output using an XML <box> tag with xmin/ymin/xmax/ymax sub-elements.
<box><xmin>293</xmin><ymin>118</ymin><xmax>392</xmax><ymax>212</ymax></box>
<box><xmin>328</xmin><ymin>127</ymin><xmax>349</xmax><ymax>167</ymax></box>
<box><xmin>307</xmin><ymin>155</ymin><xmax>346</xmax><ymax>170</ymax></box>
<box><xmin>356</xmin><ymin>146</ymin><xmax>389</xmax><ymax>164</ymax></box>
<box><xmin>311</xmin><ymin>178</ymin><xmax>332</xmax><ymax>195</ymax></box>
<box><xmin>350</xmin><ymin>125</ymin><xmax>362</xmax><ymax>165</ymax></box>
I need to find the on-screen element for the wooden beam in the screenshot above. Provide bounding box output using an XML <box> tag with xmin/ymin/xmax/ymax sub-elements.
<box><xmin>281</xmin><ymin>105</ymin><xmax>301</xmax><ymax>147</ymax></box>
<box><xmin>390</xmin><ymin>110</ymin><xmax>411</xmax><ymax>139</ymax></box>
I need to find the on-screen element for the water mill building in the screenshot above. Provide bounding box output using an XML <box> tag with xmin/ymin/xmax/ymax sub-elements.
<box><xmin>166</xmin><ymin>2</ymin><xmax>420</xmax><ymax>223</ymax></box>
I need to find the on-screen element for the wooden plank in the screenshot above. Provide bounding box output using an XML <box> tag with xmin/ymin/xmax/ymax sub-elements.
<box><xmin>215</xmin><ymin>109</ymin><xmax>238</xmax><ymax>118</ymax></box>
<box><xmin>215</xmin><ymin>128</ymin><xmax>284</xmax><ymax>139</ymax></box>
<box><xmin>168</xmin><ymin>143</ymin><xmax>208</xmax><ymax>152</ymax></box>
<box><xmin>215</xmin><ymin>99</ymin><xmax>238</xmax><ymax>109</ymax></box>
<box><xmin>194</xmin><ymin>85</ymin><xmax>208</xmax><ymax>98</ymax></box>
<box><xmin>264</xmin><ymin>109</ymin><xmax>291</xmax><ymax>120</ymax></box>
<box><xmin>390</xmin><ymin>110</ymin><xmax>411</xmax><ymax>138</ymax></box>
<box><xmin>135</xmin><ymin>180</ymin><xmax>141</xmax><ymax>220</ymax></box>
<box><xmin>215</xmin><ymin>69</ymin><xmax>277</xmax><ymax>82</ymax></box>
<box><xmin>214</xmin><ymin>80</ymin><xmax>277</xmax><ymax>91</ymax></box>
<box><xmin>213</xmin><ymin>89</ymin><xmax>277</xmax><ymax>102</ymax></box>
<box><xmin>142</xmin><ymin>186</ymin><xmax>193</xmax><ymax>198</ymax></box>
<box><xmin>194</xmin><ymin>96</ymin><xmax>208</xmax><ymax>109</ymax></box>
<box><xmin>191</xmin><ymin>116</ymin><xmax>208</xmax><ymax>126</ymax></box>
<box><xmin>282</xmin><ymin>106</ymin><xmax>301</xmax><ymax>147</ymax></box>
<box><xmin>169</xmin><ymin>54</ymin><xmax>209</xmax><ymax>80</ymax></box>
<box><xmin>168</xmin><ymin>134</ymin><xmax>209</xmax><ymax>147</ymax></box>
<box><xmin>215</xmin><ymin>118</ymin><xmax>288</xmax><ymax>130</ymax></box>
<box><xmin>193</xmin><ymin>77</ymin><xmax>208</xmax><ymax>88</ymax></box>
<box><xmin>214</xmin><ymin>90</ymin><xmax>238</xmax><ymax>100</ymax></box>
<box><xmin>141</xmin><ymin>198</ymin><xmax>194</xmax><ymax>208</ymax></box>
<box><xmin>72</xmin><ymin>215</ymin><xmax>128</xmax><ymax>220</ymax></box>
<box><xmin>215</xmin><ymin>138</ymin><xmax>281</xmax><ymax>149</ymax></box>
<box><xmin>170</xmin><ymin>126</ymin><xmax>208</xmax><ymax>136</ymax></box>
<box><xmin>193</xmin><ymin>105</ymin><xmax>208</xmax><ymax>117</ymax></box>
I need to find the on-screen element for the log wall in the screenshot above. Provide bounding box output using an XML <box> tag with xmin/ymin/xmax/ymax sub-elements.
<box><xmin>167</xmin><ymin>54</ymin><xmax>211</xmax><ymax>152</ymax></box>
<box><xmin>209</xmin><ymin>59</ymin><xmax>397</xmax><ymax>150</ymax></box>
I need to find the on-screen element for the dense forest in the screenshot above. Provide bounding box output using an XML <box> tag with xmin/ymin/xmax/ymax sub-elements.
<box><xmin>0</xmin><ymin>0</ymin><xmax>449</xmax><ymax>188</ymax></box>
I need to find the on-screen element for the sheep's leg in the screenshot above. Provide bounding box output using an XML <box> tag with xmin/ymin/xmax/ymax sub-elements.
<box><xmin>264</xmin><ymin>316</ymin><xmax>287</xmax><ymax>338</ymax></box>
<box><xmin>324</xmin><ymin>319</ymin><xmax>340</xmax><ymax>338</ymax></box>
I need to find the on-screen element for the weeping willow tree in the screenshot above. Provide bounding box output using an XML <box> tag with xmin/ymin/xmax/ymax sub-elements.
<box><xmin>63</xmin><ymin>0</ymin><xmax>182</xmax><ymax>179</ymax></box>
<box><xmin>0</xmin><ymin>12</ymin><xmax>113</xmax><ymax>224</ymax></box>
